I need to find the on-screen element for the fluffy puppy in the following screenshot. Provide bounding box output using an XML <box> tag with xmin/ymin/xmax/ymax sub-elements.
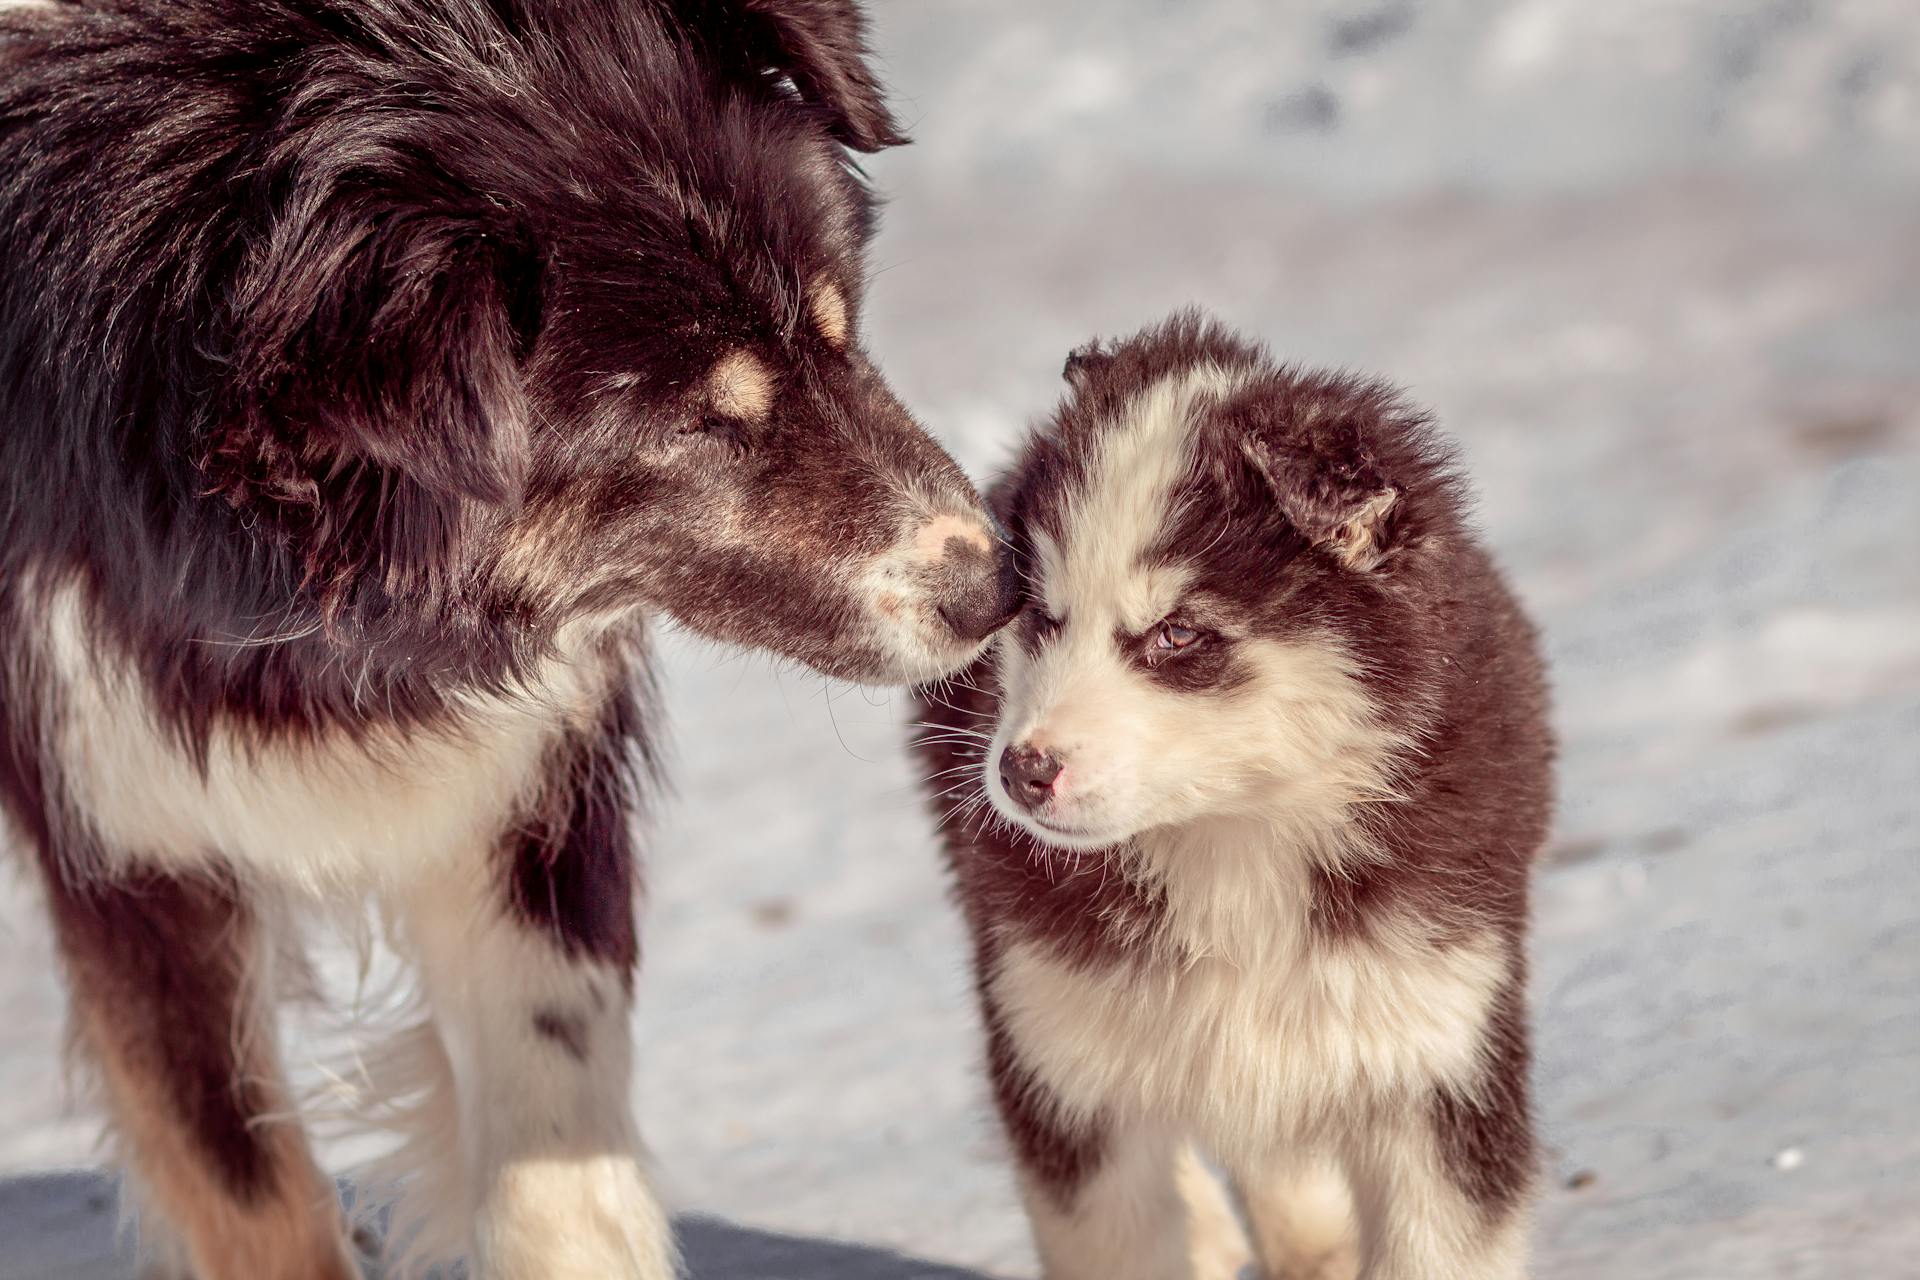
<box><xmin>913</xmin><ymin>312</ymin><xmax>1553</xmax><ymax>1280</ymax></box>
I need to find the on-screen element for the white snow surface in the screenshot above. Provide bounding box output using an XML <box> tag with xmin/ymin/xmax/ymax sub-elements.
<box><xmin>3</xmin><ymin>1</ymin><xmax>1918</xmax><ymax>1277</ymax></box>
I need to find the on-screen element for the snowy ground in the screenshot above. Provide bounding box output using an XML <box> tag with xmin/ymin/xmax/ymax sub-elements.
<box><xmin>3</xmin><ymin>2</ymin><xmax>1919</xmax><ymax>1277</ymax></box>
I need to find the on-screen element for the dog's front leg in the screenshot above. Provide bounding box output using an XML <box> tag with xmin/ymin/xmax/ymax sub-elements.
<box><xmin>400</xmin><ymin>710</ymin><xmax>673</xmax><ymax>1280</ymax></box>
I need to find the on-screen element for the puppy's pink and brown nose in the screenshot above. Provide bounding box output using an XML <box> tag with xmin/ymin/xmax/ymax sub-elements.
<box><xmin>999</xmin><ymin>744</ymin><xmax>1064</xmax><ymax>811</ymax></box>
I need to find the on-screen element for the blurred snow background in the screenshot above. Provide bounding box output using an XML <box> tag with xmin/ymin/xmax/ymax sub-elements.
<box><xmin>3</xmin><ymin>1</ymin><xmax>1918</xmax><ymax>1277</ymax></box>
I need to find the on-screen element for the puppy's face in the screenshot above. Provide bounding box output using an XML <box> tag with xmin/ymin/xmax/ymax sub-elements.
<box><xmin>981</xmin><ymin>319</ymin><xmax>1439</xmax><ymax>850</ymax></box>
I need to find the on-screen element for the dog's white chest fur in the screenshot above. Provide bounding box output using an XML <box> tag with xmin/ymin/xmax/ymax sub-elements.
<box><xmin>35</xmin><ymin>583</ymin><xmax>610</xmax><ymax>893</ymax></box>
<box><xmin>991</xmin><ymin>904</ymin><xmax>1503</xmax><ymax>1166</ymax></box>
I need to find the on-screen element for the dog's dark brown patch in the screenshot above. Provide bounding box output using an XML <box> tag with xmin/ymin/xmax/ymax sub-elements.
<box><xmin>504</xmin><ymin>689</ymin><xmax>648</xmax><ymax>974</ymax></box>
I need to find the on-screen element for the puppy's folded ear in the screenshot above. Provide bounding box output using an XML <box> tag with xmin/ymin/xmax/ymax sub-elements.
<box><xmin>670</xmin><ymin>0</ymin><xmax>908</xmax><ymax>151</ymax></box>
<box><xmin>1228</xmin><ymin>377</ymin><xmax>1412</xmax><ymax>574</ymax></box>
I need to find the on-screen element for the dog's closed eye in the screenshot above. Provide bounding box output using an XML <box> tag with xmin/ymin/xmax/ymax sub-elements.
<box><xmin>682</xmin><ymin>412</ymin><xmax>751</xmax><ymax>450</ymax></box>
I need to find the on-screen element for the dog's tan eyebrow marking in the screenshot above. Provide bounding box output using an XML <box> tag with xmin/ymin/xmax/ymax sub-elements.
<box><xmin>809</xmin><ymin>278</ymin><xmax>849</xmax><ymax>348</ymax></box>
<box><xmin>708</xmin><ymin>350</ymin><xmax>774</xmax><ymax>420</ymax></box>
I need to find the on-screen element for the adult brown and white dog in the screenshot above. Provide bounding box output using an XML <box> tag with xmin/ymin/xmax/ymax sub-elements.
<box><xmin>913</xmin><ymin>313</ymin><xmax>1553</xmax><ymax>1280</ymax></box>
<box><xmin>0</xmin><ymin>2</ymin><xmax>1012</xmax><ymax>1277</ymax></box>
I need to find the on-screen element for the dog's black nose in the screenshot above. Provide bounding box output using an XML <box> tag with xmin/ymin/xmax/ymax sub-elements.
<box><xmin>936</xmin><ymin>535</ymin><xmax>1019</xmax><ymax>644</ymax></box>
<box><xmin>999</xmin><ymin>744</ymin><xmax>1063</xmax><ymax>810</ymax></box>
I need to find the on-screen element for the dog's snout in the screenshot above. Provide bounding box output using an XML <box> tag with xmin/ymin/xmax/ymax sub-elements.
<box><xmin>933</xmin><ymin>529</ymin><xmax>1018</xmax><ymax>644</ymax></box>
<box><xmin>999</xmin><ymin>744</ymin><xmax>1064</xmax><ymax>811</ymax></box>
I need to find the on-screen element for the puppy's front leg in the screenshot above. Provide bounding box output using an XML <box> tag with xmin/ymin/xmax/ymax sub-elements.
<box><xmin>982</xmin><ymin>1011</ymin><xmax>1206</xmax><ymax>1280</ymax></box>
<box><xmin>1345</xmin><ymin>975</ymin><xmax>1534</xmax><ymax>1280</ymax></box>
<box><xmin>402</xmin><ymin>706</ymin><xmax>673</xmax><ymax>1280</ymax></box>
<box><xmin>1233</xmin><ymin>1160</ymin><xmax>1357</xmax><ymax>1280</ymax></box>
<box><xmin>1019</xmin><ymin>1123</ymin><xmax>1194</xmax><ymax>1280</ymax></box>
<box><xmin>1343</xmin><ymin>1093</ymin><xmax>1531</xmax><ymax>1280</ymax></box>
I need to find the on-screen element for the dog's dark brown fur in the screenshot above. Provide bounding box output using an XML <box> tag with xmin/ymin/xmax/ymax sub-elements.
<box><xmin>914</xmin><ymin>312</ymin><xmax>1552</xmax><ymax>1280</ymax></box>
<box><xmin>0</xmin><ymin>2</ymin><xmax>1010</xmax><ymax>1275</ymax></box>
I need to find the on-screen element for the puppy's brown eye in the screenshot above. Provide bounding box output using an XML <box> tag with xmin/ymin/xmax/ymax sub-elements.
<box><xmin>1154</xmin><ymin>621</ymin><xmax>1200</xmax><ymax>652</ymax></box>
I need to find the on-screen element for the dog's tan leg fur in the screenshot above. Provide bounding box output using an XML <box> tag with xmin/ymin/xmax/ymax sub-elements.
<box><xmin>52</xmin><ymin>869</ymin><xmax>356</xmax><ymax>1280</ymax></box>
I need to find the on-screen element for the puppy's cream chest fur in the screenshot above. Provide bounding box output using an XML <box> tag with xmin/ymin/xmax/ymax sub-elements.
<box><xmin>990</xmin><ymin>923</ymin><xmax>1504</xmax><ymax>1163</ymax></box>
<box><xmin>35</xmin><ymin>582</ymin><xmax>615</xmax><ymax>892</ymax></box>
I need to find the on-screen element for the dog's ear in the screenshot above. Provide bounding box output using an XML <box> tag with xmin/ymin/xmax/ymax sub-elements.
<box><xmin>212</xmin><ymin>186</ymin><xmax>544</xmax><ymax>606</ymax></box>
<box><xmin>224</xmin><ymin>208</ymin><xmax>543</xmax><ymax>510</ymax></box>
<box><xmin>1229</xmin><ymin>380</ymin><xmax>1408</xmax><ymax>574</ymax></box>
<box><xmin>672</xmin><ymin>0</ymin><xmax>908</xmax><ymax>152</ymax></box>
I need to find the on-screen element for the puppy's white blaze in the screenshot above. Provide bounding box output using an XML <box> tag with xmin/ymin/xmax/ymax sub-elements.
<box><xmin>1045</xmin><ymin>363</ymin><xmax>1242</xmax><ymax>628</ymax></box>
<box><xmin>36</xmin><ymin>580</ymin><xmax>611</xmax><ymax>893</ymax></box>
<box><xmin>990</xmin><ymin>366</ymin><xmax>1254</xmax><ymax>842</ymax></box>
<box><xmin>990</xmin><ymin>924</ymin><xmax>1506</xmax><ymax>1172</ymax></box>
